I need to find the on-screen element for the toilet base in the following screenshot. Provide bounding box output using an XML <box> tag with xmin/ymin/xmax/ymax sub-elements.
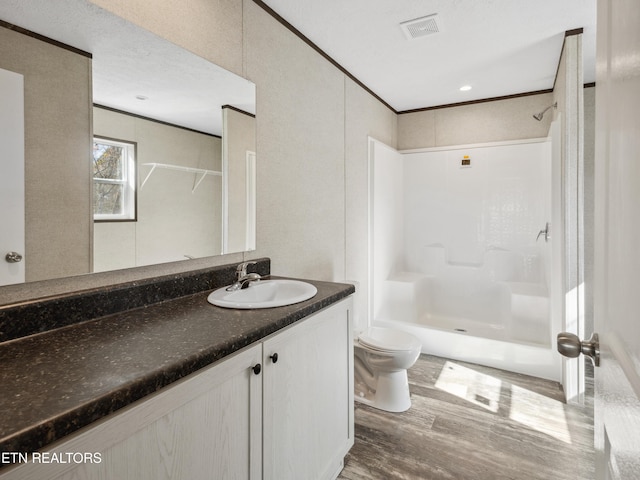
<box><xmin>354</xmin><ymin>369</ymin><xmax>412</xmax><ymax>413</ymax></box>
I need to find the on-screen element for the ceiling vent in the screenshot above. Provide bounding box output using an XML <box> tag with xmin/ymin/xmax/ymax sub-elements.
<box><xmin>400</xmin><ymin>14</ymin><xmax>441</xmax><ymax>40</ymax></box>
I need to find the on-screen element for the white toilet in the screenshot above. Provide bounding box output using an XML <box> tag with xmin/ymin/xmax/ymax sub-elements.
<box><xmin>353</xmin><ymin>326</ymin><xmax>422</xmax><ymax>412</ymax></box>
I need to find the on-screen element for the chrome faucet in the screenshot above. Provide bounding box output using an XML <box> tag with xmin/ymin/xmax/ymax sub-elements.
<box><xmin>226</xmin><ymin>261</ymin><xmax>261</xmax><ymax>291</ymax></box>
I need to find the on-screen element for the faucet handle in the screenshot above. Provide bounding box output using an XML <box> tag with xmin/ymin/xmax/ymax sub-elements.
<box><xmin>236</xmin><ymin>261</ymin><xmax>257</xmax><ymax>278</ymax></box>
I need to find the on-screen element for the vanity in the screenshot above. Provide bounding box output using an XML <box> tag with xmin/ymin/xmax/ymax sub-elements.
<box><xmin>0</xmin><ymin>259</ymin><xmax>355</xmax><ymax>480</ymax></box>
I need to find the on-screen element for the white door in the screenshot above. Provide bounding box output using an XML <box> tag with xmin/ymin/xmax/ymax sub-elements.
<box><xmin>0</xmin><ymin>67</ymin><xmax>25</xmax><ymax>286</ymax></box>
<box><xmin>592</xmin><ymin>0</ymin><xmax>640</xmax><ymax>477</ymax></box>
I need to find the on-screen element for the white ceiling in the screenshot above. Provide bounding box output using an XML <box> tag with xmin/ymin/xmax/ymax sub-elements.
<box><xmin>2</xmin><ymin>0</ymin><xmax>596</xmax><ymax>129</ymax></box>
<box><xmin>261</xmin><ymin>0</ymin><xmax>597</xmax><ymax>112</ymax></box>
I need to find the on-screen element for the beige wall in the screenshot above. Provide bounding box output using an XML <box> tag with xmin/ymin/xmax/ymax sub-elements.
<box><xmin>244</xmin><ymin>1</ymin><xmax>352</xmax><ymax>280</ymax></box>
<box><xmin>89</xmin><ymin>0</ymin><xmax>244</xmax><ymax>77</ymax></box>
<box><xmin>93</xmin><ymin>107</ymin><xmax>223</xmax><ymax>271</ymax></box>
<box><xmin>224</xmin><ymin>108</ymin><xmax>256</xmax><ymax>254</ymax></box>
<box><xmin>397</xmin><ymin>93</ymin><xmax>555</xmax><ymax>150</ymax></box>
<box><xmin>0</xmin><ymin>26</ymin><xmax>92</xmax><ymax>283</ymax></box>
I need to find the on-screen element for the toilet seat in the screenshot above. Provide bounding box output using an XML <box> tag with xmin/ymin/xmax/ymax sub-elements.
<box><xmin>358</xmin><ymin>327</ymin><xmax>421</xmax><ymax>352</ymax></box>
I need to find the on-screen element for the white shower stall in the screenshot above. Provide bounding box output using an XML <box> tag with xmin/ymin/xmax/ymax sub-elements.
<box><xmin>369</xmin><ymin>137</ymin><xmax>562</xmax><ymax>381</ymax></box>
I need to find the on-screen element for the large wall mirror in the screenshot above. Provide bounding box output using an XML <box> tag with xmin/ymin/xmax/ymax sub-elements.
<box><xmin>0</xmin><ymin>0</ymin><xmax>256</xmax><ymax>290</ymax></box>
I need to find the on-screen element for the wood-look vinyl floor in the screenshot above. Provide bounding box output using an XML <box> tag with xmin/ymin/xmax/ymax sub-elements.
<box><xmin>339</xmin><ymin>354</ymin><xmax>594</xmax><ymax>480</ymax></box>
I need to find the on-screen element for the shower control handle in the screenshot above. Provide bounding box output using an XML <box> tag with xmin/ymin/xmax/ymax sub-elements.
<box><xmin>536</xmin><ymin>222</ymin><xmax>550</xmax><ymax>243</ymax></box>
<box><xmin>557</xmin><ymin>332</ymin><xmax>600</xmax><ymax>367</ymax></box>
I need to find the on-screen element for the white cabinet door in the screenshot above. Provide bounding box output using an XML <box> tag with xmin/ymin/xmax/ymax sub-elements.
<box><xmin>262</xmin><ymin>299</ymin><xmax>354</xmax><ymax>480</ymax></box>
<box><xmin>0</xmin><ymin>344</ymin><xmax>263</xmax><ymax>480</ymax></box>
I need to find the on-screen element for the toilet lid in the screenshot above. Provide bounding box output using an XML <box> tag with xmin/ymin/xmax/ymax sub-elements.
<box><xmin>358</xmin><ymin>327</ymin><xmax>420</xmax><ymax>352</ymax></box>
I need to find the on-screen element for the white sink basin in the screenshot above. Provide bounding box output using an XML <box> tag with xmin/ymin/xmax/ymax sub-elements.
<box><xmin>207</xmin><ymin>279</ymin><xmax>318</xmax><ymax>309</ymax></box>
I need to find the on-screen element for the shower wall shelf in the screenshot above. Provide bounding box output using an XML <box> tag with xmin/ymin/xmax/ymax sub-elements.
<box><xmin>140</xmin><ymin>163</ymin><xmax>222</xmax><ymax>193</ymax></box>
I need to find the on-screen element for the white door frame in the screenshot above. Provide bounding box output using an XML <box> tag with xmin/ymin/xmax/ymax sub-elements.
<box><xmin>558</xmin><ymin>33</ymin><xmax>587</xmax><ymax>405</ymax></box>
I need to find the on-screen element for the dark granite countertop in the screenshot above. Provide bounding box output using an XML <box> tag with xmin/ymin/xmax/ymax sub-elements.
<box><xmin>0</xmin><ymin>276</ymin><xmax>354</xmax><ymax>457</ymax></box>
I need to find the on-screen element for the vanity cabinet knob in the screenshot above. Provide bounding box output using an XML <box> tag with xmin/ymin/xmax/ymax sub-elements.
<box><xmin>252</xmin><ymin>363</ymin><xmax>262</xmax><ymax>375</ymax></box>
<box><xmin>270</xmin><ymin>353</ymin><xmax>279</xmax><ymax>364</ymax></box>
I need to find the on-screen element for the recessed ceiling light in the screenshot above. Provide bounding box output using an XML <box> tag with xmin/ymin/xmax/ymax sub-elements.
<box><xmin>459</xmin><ymin>85</ymin><xmax>472</xmax><ymax>92</ymax></box>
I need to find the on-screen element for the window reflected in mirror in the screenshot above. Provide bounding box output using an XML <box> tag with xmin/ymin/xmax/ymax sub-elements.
<box><xmin>93</xmin><ymin>136</ymin><xmax>137</xmax><ymax>222</ymax></box>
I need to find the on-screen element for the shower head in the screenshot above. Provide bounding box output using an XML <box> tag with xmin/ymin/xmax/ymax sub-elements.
<box><xmin>533</xmin><ymin>102</ymin><xmax>557</xmax><ymax>121</ymax></box>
